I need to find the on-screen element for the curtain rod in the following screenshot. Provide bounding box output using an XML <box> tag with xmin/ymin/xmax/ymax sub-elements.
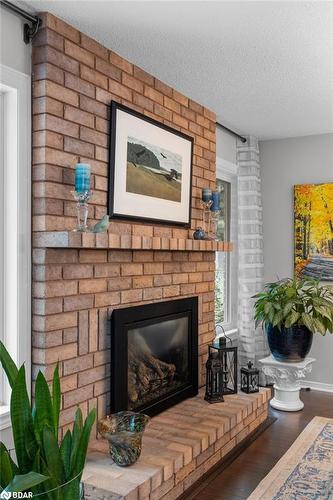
<box><xmin>216</xmin><ymin>121</ymin><xmax>247</xmax><ymax>143</ymax></box>
<box><xmin>0</xmin><ymin>0</ymin><xmax>42</xmax><ymax>43</ymax></box>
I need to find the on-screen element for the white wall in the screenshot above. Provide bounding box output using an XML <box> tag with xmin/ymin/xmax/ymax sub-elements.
<box><xmin>260</xmin><ymin>133</ymin><xmax>333</xmax><ymax>389</ymax></box>
<box><xmin>0</xmin><ymin>8</ymin><xmax>32</xmax><ymax>74</ymax></box>
<box><xmin>216</xmin><ymin>128</ymin><xmax>237</xmax><ymax>164</ymax></box>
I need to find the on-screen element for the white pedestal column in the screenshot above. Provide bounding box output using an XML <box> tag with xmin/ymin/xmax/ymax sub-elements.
<box><xmin>259</xmin><ymin>356</ymin><xmax>315</xmax><ymax>412</ymax></box>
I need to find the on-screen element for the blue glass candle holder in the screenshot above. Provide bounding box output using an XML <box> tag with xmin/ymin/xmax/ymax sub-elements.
<box><xmin>75</xmin><ymin>163</ymin><xmax>91</xmax><ymax>192</ymax></box>
<box><xmin>72</xmin><ymin>164</ymin><xmax>92</xmax><ymax>232</ymax></box>
<box><xmin>210</xmin><ymin>191</ymin><xmax>220</xmax><ymax>212</ymax></box>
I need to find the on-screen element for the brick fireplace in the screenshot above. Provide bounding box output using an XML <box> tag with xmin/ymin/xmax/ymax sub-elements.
<box><xmin>31</xmin><ymin>12</ymin><xmax>229</xmax><ymax>436</ymax></box>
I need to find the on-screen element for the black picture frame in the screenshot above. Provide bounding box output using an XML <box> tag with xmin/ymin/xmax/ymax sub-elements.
<box><xmin>110</xmin><ymin>297</ymin><xmax>198</xmax><ymax>417</ymax></box>
<box><xmin>108</xmin><ymin>101</ymin><xmax>194</xmax><ymax>227</ymax></box>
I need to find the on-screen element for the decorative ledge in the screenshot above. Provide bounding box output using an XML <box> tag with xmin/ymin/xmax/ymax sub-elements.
<box><xmin>33</xmin><ymin>232</ymin><xmax>233</xmax><ymax>252</ymax></box>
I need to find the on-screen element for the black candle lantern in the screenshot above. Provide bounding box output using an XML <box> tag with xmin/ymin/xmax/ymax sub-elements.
<box><xmin>241</xmin><ymin>361</ymin><xmax>260</xmax><ymax>393</ymax></box>
<box><xmin>213</xmin><ymin>326</ymin><xmax>238</xmax><ymax>395</ymax></box>
<box><xmin>205</xmin><ymin>326</ymin><xmax>238</xmax><ymax>403</ymax></box>
<box><xmin>204</xmin><ymin>345</ymin><xmax>226</xmax><ymax>403</ymax></box>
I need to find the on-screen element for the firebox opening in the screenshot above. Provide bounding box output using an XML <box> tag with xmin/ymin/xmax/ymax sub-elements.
<box><xmin>128</xmin><ymin>315</ymin><xmax>189</xmax><ymax>411</ymax></box>
<box><xmin>111</xmin><ymin>297</ymin><xmax>198</xmax><ymax>416</ymax></box>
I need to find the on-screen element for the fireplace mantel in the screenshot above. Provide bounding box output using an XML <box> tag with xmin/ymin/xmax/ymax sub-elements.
<box><xmin>33</xmin><ymin>231</ymin><xmax>233</xmax><ymax>252</ymax></box>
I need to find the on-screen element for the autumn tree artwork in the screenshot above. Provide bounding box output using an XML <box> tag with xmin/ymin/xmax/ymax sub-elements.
<box><xmin>294</xmin><ymin>183</ymin><xmax>333</xmax><ymax>280</ymax></box>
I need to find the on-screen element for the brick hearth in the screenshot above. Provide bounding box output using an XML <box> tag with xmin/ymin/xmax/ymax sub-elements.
<box><xmin>82</xmin><ymin>389</ymin><xmax>270</xmax><ymax>500</ymax></box>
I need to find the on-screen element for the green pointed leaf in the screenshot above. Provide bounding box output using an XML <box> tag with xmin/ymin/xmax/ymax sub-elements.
<box><xmin>52</xmin><ymin>364</ymin><xmax>61</xmax><ymax>437</ymax></box>
<box><xmin>285</xmin><ymin>310</ymin><xmax>300</xmax><ymax>328</ymax></box>
<box><xmin>42</xmin><ymin>427</ymin><xmax>65</xmax><ymax>487</ymax></box>
<box><xmin>30</xmin><ymin>454</ymin><xmax>50</xmax><ymax>498</ymax></box>
<box><xmin>63</xmin><ymin>478</ymin><xmax>80</xmax><ymax>500</ymax></box>
<box><xmin>301</xmin><ymin>312</ymin><xmax>314</xmax><ymax>333</ymax></box>
<box><xmin>264</xmin><ymin>302</ymin><xmax>272</xmax><ymax>315</ymax></box>
<box><xmin>10</xmin><ymin>366</ymin><xmax>35</xmax><ymax>473</ymax></box>
<box><xmin>0</xmin><ymin>446</ymin><xmax>15</xmax><ymax>488</ymax></box>
<box><xmin>31</xmin><ymin>448</ymin><xmax>41</xmax><ymax>475</ymax></box>
<box><xmin>3</xmin><ymin>472</ymin><xmax>48</xmax><ymax>493</ymax></box>
<box><xmin>70</xmin><ymin>408</ymin><xmax>83</xmax><ymax>470</ymax></box>
<box><xmin>286</xmin><ymin>287</ymin><xmax>296</xmax><ymax>298</ymax></box>
<box><xmin>268</xmin><ymin>308</ymin><xmax>275</xmax><ymax>324</ymax></box>
<box><xmin>70</xmin><ymin>408</ymin><xmax>96</xmax><ymax>479</ymax></box>
<box><xmin>25</xmin><ymin>419</ymin><xmax>40</xmax><ymax>463</ymax></box>
<box><xmin>312</xmin><ymin>317</ymin><xmax>326</xmax><ymax>335</ymax></box>
<box><xmin>283</xmin><ymin>302</ymin><xmax>293</xmax><ymax>317</ymax></box>
<box><xmin>272</xmin><ymin>311</ymin><xmax>283</xmax><ymax>327</ymax></box>
<box><xmin>0</xmin><ymin>442</ymin><xmax>18</xmax><ymax>476</ymax></box>
<box><xmin>0</xmin><ymin>341</ymin><xmax>18</xmax><ymax>388</ymax></box>
<box><xmin>35</xmin><ymin>371</ymin><xmax>55</xmax><ymax>440</ymax></box>
<box><xmin>60</xmin><ymin>430</ymin><xmax>72</xmax><ymax>480</ymax></box>
<box><xmin>315</xmin><ymin>306</ymin><xmax>333</xmax><ymax>321</ymax></box>
<box><xmin>322</xmin><ymin>316</ymin><xmax>332</xmax><ymax>332</ymax></box>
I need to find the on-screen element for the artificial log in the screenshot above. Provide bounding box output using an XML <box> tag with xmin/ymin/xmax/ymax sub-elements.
<box><xmin>128</xmin><ymin>335</ymin><xmax>176</xmax><ymax>405</ymax></box>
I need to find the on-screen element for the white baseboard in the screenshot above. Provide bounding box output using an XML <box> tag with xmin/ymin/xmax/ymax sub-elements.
<box><xmin>301</xmin><ymin>380</ymin><xmax>333</xmax><ymax>393</ymax></box>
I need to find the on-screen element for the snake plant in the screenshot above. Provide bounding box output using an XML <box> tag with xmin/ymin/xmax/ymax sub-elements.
<box><xmin>0</xmin><ymin>341</ymin><xmax>96</xmax><ymax>499</ymax></box>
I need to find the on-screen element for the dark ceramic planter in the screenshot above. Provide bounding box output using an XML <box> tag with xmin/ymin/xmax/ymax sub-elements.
<box><xmin>266</xmin><ymin>324</ymin><xmax>313</xmax><ymax>363</ymax></box>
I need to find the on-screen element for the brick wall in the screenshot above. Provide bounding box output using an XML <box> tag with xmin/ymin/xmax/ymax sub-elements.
<box><xmin>32</xmin><ymin>12</ymin><xmax>217</xmax><ymax>434</ymax></box>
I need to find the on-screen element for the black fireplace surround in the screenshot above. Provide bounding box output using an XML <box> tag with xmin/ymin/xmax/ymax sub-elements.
<box><xmin>111</xmin><ymin>297</ymin><xmax>198</xmax><ymax>416</ymax></box>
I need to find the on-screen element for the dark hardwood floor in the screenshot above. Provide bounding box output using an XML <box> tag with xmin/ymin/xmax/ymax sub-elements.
<box><xmin>187</xmin><ymin>389</ymin><xmax>333</xmax><ymax>500</ymax></box>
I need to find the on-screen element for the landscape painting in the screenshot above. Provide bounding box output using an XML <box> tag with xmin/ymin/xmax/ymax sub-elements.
<box><xmin>294</xmin><ymin>183</ymin><xmax>333</xmax><ymax>280</ymax></box>
<box><xmin>126</xmin><ymin>137</ymin><xmax>182</xmax><ymax>202</ymax></box>
<box><xmin>109</xmin><ymin>101</ymin><xmax>193</xmax><ymax>226</ymax></box>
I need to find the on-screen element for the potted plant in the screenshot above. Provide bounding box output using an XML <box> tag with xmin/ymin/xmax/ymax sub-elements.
<box><xmin>0</xmin><ymin>341</ymin><xmax>96</xmax><ymax>499</ymax></box>
<box><xmin>253</xmin><ymin>277</ymin><xmax>333</xmax><ymax>362</ymax></box>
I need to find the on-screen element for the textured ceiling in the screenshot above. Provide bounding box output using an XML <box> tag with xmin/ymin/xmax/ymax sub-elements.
<box><xmin>19</xmin><ymin>1</ymin><xmax>333</xmax><ymax>139</ymax></box>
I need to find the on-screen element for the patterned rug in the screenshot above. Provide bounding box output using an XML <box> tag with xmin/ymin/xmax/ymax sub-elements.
<box><xmin>248</xmin><ymin>416</ymin><xmax>333</xmax><ymax>500</ymax></box>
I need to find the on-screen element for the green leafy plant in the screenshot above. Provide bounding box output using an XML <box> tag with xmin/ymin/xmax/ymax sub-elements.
<box><xmin>0</xmin><ymin>341</ymin><xmax>96</xmax><ymax>499</ymax></box>
<box><xmin>253</xmin><ymin>277</ymin><xmax>333</xmax><ymax>334</ymax></box>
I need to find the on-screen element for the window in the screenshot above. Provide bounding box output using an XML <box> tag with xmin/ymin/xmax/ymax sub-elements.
<box><xmin>216</xmin><ymin>179</ymin><xmax>230</xmax><ymax>243</ymax></box>
<box><xmin>215</xmin><ymin>159</ymin><xmax>238</xmax><ymax>334</ymax></box>
<box><xmin>0</xmin><ymin>64</ymin><xmax>31</xmax><ymax>429</ymax></box>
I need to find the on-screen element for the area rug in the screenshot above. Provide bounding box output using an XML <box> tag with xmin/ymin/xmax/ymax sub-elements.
<box><xmin>247</xmin><ymin>416</ymin><xmax>333</xmax><ymax>500</ymax></box>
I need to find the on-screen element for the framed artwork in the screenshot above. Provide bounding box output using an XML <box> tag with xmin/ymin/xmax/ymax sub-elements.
<box><xmin>108</xmin><ymin>101</ymin><xmax>193</xmax><ymax>226</ymax></box>
<box><xmin>294</xmin><ymin>183</ymin><xmax>333</xmax><ymax>280</ymax></box>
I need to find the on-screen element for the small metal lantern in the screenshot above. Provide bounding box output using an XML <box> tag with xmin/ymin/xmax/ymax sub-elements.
<box><xmin>212</xmin><ymin>326</ymin><xmax>238</xmax><ymax>395</ymax></box>
<box><xmin>241</xmin><ymin>361</ymin><xmax>260</xmax><ymax>393</ymax></box>
<box><xmin>205</xmin><ymin>346</ymin><xmax>227</xmax><ymax>403</ymax></box>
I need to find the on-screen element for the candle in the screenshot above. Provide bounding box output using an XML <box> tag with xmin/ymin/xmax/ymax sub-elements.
<box><xmin>211</xmin><ymin>191</ymin><xmax>220</xmax><ymax>211</ymax></box>
<box><xmin>202</xmin><ymin>188</ymin><xmax>212</xmax><ymax>203</ymax></box>
<box><xmin>75</xmin><ymin>163</ymin><xmax>91</xmax><ymax>193</ymax></box>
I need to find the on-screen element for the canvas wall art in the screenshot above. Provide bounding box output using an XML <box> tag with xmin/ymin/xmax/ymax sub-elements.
<box><xmin>294</xmin><ymin>183</ymin><xmax>333</xmax><ymax>280</ymax></box>
<box><xmin>109</xmin><ymin>101</ymin><xmax>193</xmax><ymax>226</ymax></box>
